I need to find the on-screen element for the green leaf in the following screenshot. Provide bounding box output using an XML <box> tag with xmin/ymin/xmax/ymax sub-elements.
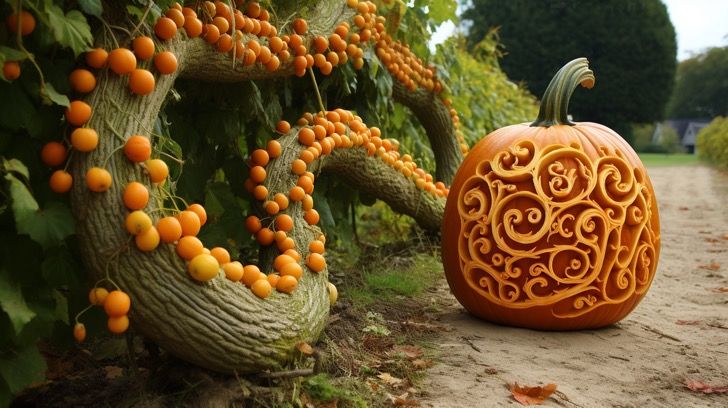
<box><xmin>2</xmin><ymin>158</ymin><xmax>30</xmax><ymax>180</ymax></box>
<box><xmin>78</xmin><ymin>0</ymin><xmax>103</xmax><ymax>17</ymax></box>
<box><xmin>0</xmin><ymin>269</ymin><xmax>36</xmax><ymax>335</ymax></box>
<box><xmin>428</xmin><ymin>0</ymin><xmax>457</xmax><ymax>25</ymax></box>
<box><xmin>42</xmin><ymin>246</ymin><xmax>80</xmax><ymax>287</ymax></box>
<box><xmin>0</xmin><ymin>46</ymin><xmax>27</xmax><ymax>64</ymax></box>
<box><xmin>0</xmin><ymin>344</ymin><xmax>46</xmax><ymax>394</ymax></box>
<box><xmin>5</xmin><ymin>175</ymin><xmax>75</xmax><ymax>248</ymax></box>
<box><xmin>44</xmin><ymin>1</ymin><xmax>93</xmax><ymax>56</ymax></box>
<box><xmin>40</xmin><ymin>82</ymin><xmax>70</xmax><ymax>107</ymax></box>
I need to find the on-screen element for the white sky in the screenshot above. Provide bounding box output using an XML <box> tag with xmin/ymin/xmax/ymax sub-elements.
<box><xmin>431</xmin><ymin>1</ymin><xmax>728</xmax><ymax>61</ymax></box>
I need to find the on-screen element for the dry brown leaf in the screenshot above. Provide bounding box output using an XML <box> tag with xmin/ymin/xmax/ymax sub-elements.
<box><xmin>704</xmin><ymin>237</ymin><xmax>721</xmax><ymax>243</ymax></box>
<box><xmin>685</xmin><ymin>380</ymin><xmax>728</xmax><ymax>393</ymax></box>
<box><xmin>296</xmin><ymin>342</ymin><xmax>314</xmax><ymax>355</ymax></box>
<box><xmin>393</xmin><ymin>345</ymin><xmax>423</xmax><ymax>360</ymax></box>
<box><xmin>103</xmin><ymin>366</ymin><xmax>124</xmax><ymax>380</ymax></box>
<box><xmin>509</xmin><ymin>383</ymin><xmax>558</xmax><ymax>406</ymax></box>
<box><xmin>709</xmin><ymin>287</ymin><xmax>728</xmax><ymax>293</ymax></box>
<box><xmin>698</xmin><ymin>262</ymin><xmax>721</xmax><ymax>271</ymax></box>
<box><xmin>679</xmin><ymin>206</ymin><xmax>690</xmax><ymax>211</ymax></box>
<box><xmin>411</xmin><ymin>359</ymin><xmax>432</xmax><ymax>369</ymax></box>
<box><xmin>368</xmin><ymin>380</ymin><xmax>380</xmax><ymax>392</ymax></box>
<box><xmin>723</xmin><ymin>233</ymin><xmax>728</xmax><ymax>240</ymax></box>
<box><xmin>388</xmin><ymin>392</ymin><xmax>419</xmax><ymax>406</ymax></box>
<box><xmin>675</xmin><ymin>319</ymin><xmax>702</xmax><ymax>325</ymax></box>
<box><xmin>378</xmin><ymin>372</ymin><xmax>403</xmax><ymax>386</ymax></box>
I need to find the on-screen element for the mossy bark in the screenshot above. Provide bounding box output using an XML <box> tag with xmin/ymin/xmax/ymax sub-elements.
<box><xmin>70</xmin><ymin>0</ymin><xmax>450</xmax><ymax>373</ymax></box>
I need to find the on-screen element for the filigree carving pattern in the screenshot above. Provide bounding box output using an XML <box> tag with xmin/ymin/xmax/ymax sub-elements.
<box><xmin>457</xmin><ymin>140</ymin><xmax>659</xmax><ymax>319</ymax></box>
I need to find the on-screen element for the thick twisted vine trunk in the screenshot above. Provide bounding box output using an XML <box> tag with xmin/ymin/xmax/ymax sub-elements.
<box><xmin>70</xmin><ymin>0</ymin><xmax>452</xmax><ymax>373</ymax></box>
<box><xmin>392</xmin><ymin>81</ymin><xmax>462</xmax><ymax>184</ymax></box>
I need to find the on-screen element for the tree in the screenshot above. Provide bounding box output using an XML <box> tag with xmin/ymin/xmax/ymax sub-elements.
<box><xmin>0</xmin><ymin>0</ymin><xmax>535</xmax><ymax>402</ymax></box>
<box><xmin>463</xmin><ymin>0</ymin><xmax>677</xmax><ymax>143</ymax></box>
<box><xmin>668</xmin><ymin>46</ymin><xmax>728</xmax><ymax>118</ymax></box>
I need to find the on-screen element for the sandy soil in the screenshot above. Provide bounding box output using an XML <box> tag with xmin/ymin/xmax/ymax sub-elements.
<box><xmin>420</xmin><ymin>165</ymin><xmax>728</xmax><ymax>407</ymax></box>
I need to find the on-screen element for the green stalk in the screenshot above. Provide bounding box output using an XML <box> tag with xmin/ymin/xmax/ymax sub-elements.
<box><xmin>531</xmin><ymin>57</ymin><xmax>595</xmax><ymax>127</ymax></box>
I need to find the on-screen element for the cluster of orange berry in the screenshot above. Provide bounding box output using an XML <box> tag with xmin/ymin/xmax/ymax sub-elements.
<box><xmin>74</xmin><ymin>288</ymin><xmax>132</xmax><ymax>342</ymax></box>
<box><xmin>2</xmin><ymin>10</ymin><xmax>35</xmax><ymax>80</ymax></box>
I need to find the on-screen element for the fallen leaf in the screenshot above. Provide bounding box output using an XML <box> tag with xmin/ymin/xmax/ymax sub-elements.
<box><xmin>685</xmin><ymin>380</ymin><xmax>728</xmax><ymax>393</ymax></box>
<box><xmin>296</xmin><ymin>342</ymin><xmax>314</xmax><ymax>355</ymax></box>
<box><xmin>709</xmin><ymin>287</ymin><xmax>728</xmax><ymax>293</ymax></box>
<box><xmin>675</xmin><ymin>320</ymin><xmax>702</xmax><ymax>325</ymax></box>
<box><xmin>509</xmin><ymin>383</ymin><xmax>558</xmax><ymax>406</ymax></box>
<box><xmin>103</xmin><ymin>365</ymin><xmax>124</xmax><ymax>380</ymax></box>
<box><xmin>411</xmin><ymin>359</ymin><xmax>432</xmax><ymax>370</ymax></box>
<box><xmin>392</xmin><ymin>345</ymin><xmax>423</xmax><ymax>360</ymax></box>
<box><xmin>378</xmin><ymin>372</ymin><xmax>403</xmax><ymax>386</ymax></box>
<box><xmin>388</xmin><ymin>392</ymin><xmax>419</xmax><ymax>406</ymax></box>
<box><xmin>698</xmin><ymin>262</ymin><xmax>720</xmax><ymax>271</ymax></box>
<box><xmin>704</xmin><ymin>237</ymin><xmax>721</xmax><ymax>243</ymax></box>
<box><xmin>723</xmin><ymin>233</ymin><xmax>728</xmax><ymax>240</ymax></box>
<box><xmin>679</xmin><ymin>206</ymin><xmax>689</xmax><ymax>211</ymax></box>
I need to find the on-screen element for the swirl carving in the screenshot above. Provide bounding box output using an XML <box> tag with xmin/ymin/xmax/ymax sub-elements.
<box><xmin>456</xmin><ymin>141</ymin><xmax>659</xmax><ymax>320</ymax></box>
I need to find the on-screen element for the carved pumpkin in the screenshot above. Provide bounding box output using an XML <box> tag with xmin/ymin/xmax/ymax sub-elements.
<box><xmin>442</xmin><ymin>58</ymin><xmax>660</xmax><ymax>330</ymax></box>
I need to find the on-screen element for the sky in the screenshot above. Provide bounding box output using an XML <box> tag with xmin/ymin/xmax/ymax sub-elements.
<box><xmin>431</xmin><ymin>1</ymin><xmax>728</xmax><ymax>61</ymax></box>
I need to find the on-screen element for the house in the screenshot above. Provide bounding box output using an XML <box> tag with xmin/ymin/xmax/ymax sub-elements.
<box><xmin>663</xmin><ymin>119</ymin><xmax>711</xmax><ymax>153</ymax></box>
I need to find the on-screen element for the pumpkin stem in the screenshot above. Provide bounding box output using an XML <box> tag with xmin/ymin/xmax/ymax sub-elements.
<box><xmin>531</xmin><ymin>58</ymin><xmax>595</xmax><ymax>127</ymax></box>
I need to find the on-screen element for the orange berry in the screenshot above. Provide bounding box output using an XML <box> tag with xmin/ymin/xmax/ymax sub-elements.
<box><xmin>273</xmin><ymin>193</ymin><xmax>289</xmax><ymax>210</ymax></box>
<box><xmin>245</xmin><ymin>215</ymin><xmax>261</xmax><ymax>234</ymax></box>
<box><xmin>293</xmin><ymin>18</ymin><xmax>308</xmax><ymax>35</ymax></box>
<box><xmin>277</xmin><ymin>237</ymin><xmax>296</xmax><ymax>252</ymax></box>
<box><xmin>279</xmin><ymin>262</ymin><xmax>302</xmax><ymax>280</ymax></box>
<box><xmin>154</xmin><ymin>51</ymin><xmax>178</xmax><ymax>75</ymax></box>
<box><xmin>188</xmin><ymin>253</ymin><xmax>220</xmax><ymax>281</ymax></box>
<box><xmin>289</xmin><ymin>186</ymin><xmax>305</xmax><ymax>201</ymax></box>
<box><xmin>274</xmin><ymin>254</ymin><xmax>296</xmax><ymax>271</ymax></box>
<box><xmin>6</xmin><ymin>11</ymin><xmax>35</xmax><ymax>36</ymax></box>
<box><xmin>107</xmin><ymin>315</ymin><xmax>130</xmax><ymax>334</ymax></box>
<box><xmin>264</xmin><ymin>200</ymin><xmax>279</xmax><ymax>215</ymax></box>
<box><xmin>267</xmin><ymin>139</ymin><xmax>282</xmax><ymax>157</ymax></box>
<box><xmin>108</xmin><ymin>48</ymin><xmax>137</xmax><ymax>75</ymax></box>
<box><xmin>155</xmin><ymin>16</ymin><xmax>178</xmax><ymax>40</ymax></box>
<box><xmin>70</xmin><ymin>127</ymin><xmax>98</xmax><ymax>152</ymax></box>
<box><xmin>88</xmin><ymin>287</ymin><xmax>109</xmax><ymax>306</ymax></box>
<box><xmin>309</xmin><ymin>240</ymin><xmax>325</xmax><ymax>254</ymax></box>
<box><xmin>41</xmin><ymin>142</ymin><xmax>68</xmax><ymax>167</ymax></box>
<box><xmin>273</xmin><ymin>215</ymin><xmax>294</xmax><ymax>234</ymax></box>
<box><xmin>125</xmin><ymin>210</ymin><xmax>153</xmax><ymax>235</ymax></box>
<box><xmin>253</xmin><ymin>185</ymin><xmax>268</xmax><ymax>201</ymax></box>
<box><xmin>184</xmin><ymin>15</ymin><xmax>203</xmax><ymax>38</ymax></box>
<box><xmin>178</xmin><ymin>210</ymin><xmax>201</xmax><ymax>236</ymax></box>
<box><xmin>187</xmin><ymin>203</ymin><xmax>207</xmax><ymax>226</ymax></box>
<box><xmin>132</xmin><ymin>36</ymin><xmax>155</xmax><ymax>60</ymax></box>
<box><xmin>165</xmin><ymin>8</ymin><xmax>185</xmax><ymax>27</ymax></box>
<box><xmin>124</xmin><ymin>135</ymin><xmax>152</xmax><ymax>162</ymax></box>
<box><xmin>291</xmin><ymin>159</ymin><xmax>307</xmax><ymax>175</ymax></box>
<box><xmin>298</xmin><ymin>128</ymin><xmax>315</xmax><ymax>146</ymax></box>
<box><xmin>176</xmin><ymin>235</ymin><xmax>204</xmax><ymax>260</ymax></box>
<box><xmin>251</xmin><ymin>279</ymin><xmax>272</xmax><ymax>298</ymax></box>
<box><xmin>267</xmin><ymin>273</ymin><xmax>281</xmax><ymax>287</ymax></box>
<box><xmin>223</xmin><ymin>261</ymin><xmax>244</xmax><ymax>281</ymax></box>
<box><xmin>86</xmin><ymin>167</ymin><xmax>112</xmax><ymax>192</ymax></box>
<box><xmin>135</xmin><ymin>225</ymin><xmax>160</xmax><ymax>251</ymax></box>
<box><xmin>256</xmin><ymin>227</ymin><xmax>275</xmax><ymax>246</ymax></box>
<box><xmin>65</xmin><ymin>100</ymin><xmax>92</xmax><ymax>126</ymax></box>
<box><xmin>129</xmin><ymin>69</ymin><xmax>155</xmax><ymax>95</ymax></box>
<box><xmin>204</xmin><ymin>24</ymin><xmax>220</xmax><ymax>44</ymax></box>
<box><xmin>122</xmin><ymin>182</ymin><xmax>149</xmax><ymax>210</ymax></box>
<box><xmin>276</xmin><ymin>120</ymin><xmax>291</xmax><ymax>134</ymax></box>
<box><xmin>157</xmin><ymin>216</ymin><xmax>183</xmax><ymax>243</ymax></box>
<box><xmin>276</xmin><ymin>275</ymin><xmax>298</xmax><ymax>293</ymax></box>
<box><xmin>306</xmin><ymin>252</ymin><xmax>326</xmax><ymax>272</ymax></box>
<box><xmin>302</xmin><ymin>194</ymin><xmax>314</xmax><ymax>211</ymax></box>
<box><xmin>250</xmin><ymin>166</ymin><xmax>266</xmax><ymax>183</ymax></box>
<box><xmin>210</xmin><ymin>247</ymin><xmax>230</xmax><ymax>264</ymax></box>
<box><xmin>73</xmin><ymin>322</ymin><xmax>86</xmax><ymax>343</ymax></box>
<box><xmin>304</xmin><ymin>209</ymin><xmax>320</xmax><ymax>225</ymax></box>
<box><xmin>69</xmin><ymin>69</ymin><xmax>96</xmax><ymax>93</ymax></box>
<box><xmin>85</xmin><ymin>48</ymin><xmax>108</xmax><ymax>69</ymax></box>
<box><xmin>104</xmin><ymin>290</ymin><xmax>131</xmax><ymax>317</ymax></box>
<box><xmin>284</xmin><ymin>249</ymin><xmax>301</xmax><ymax>261</ymax></box>
<box><xmin>251</xmin><ymin>149</ymin><xmax>269</xmax><ymax>166</ymax></box>
<box><xmin>146</xmin><ymin>159</ymin><xmax>169</xmax><ymax>183</ymax></box>
<box><xmin>242</xmin><ymin>264</ymin><xmax>265</xmax><ymax>287</ymax></box>
<box><xmin>49</xmin><ymin>170</ymin><xmax>72</xmax><ymax>193</ymax></box>
<box><xmin>2</xmin><ymin>61</ymin><xmax>20</xmax><ymax>81</ymax></box>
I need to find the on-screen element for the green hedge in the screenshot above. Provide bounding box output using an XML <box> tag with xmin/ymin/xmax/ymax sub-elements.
<box><xmin>696</xmin><ymin>117</ymin><xmax>728</xmax><ymax>168</ymax></box>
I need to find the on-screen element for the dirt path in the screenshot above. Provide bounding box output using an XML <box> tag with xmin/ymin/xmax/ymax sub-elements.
<box><xmin>420</xmin><ymin>164</ymin><xmax>728</xmax><ymax>407</ymax></box>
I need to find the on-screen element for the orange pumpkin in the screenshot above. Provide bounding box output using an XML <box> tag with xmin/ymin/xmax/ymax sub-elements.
<box><xmin>442</xmin><ymin>58</ymin><xmax>660</xmax><ymax>330</ymax></box>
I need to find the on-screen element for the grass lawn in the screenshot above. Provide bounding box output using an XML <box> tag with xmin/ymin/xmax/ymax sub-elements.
<box><xmin>638</xmin><ymin>153</ymin><xmax>700</xmax><ymax>167</ymax></box>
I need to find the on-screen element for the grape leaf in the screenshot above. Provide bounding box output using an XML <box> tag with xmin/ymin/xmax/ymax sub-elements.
<box><xmin>0</xmin><ymin>269</ymin><xmax>36</xmax><ymax>335</ymax></box>
<box><xmin>6</xmin><ymin>174</ymin><xmax>74</xmax><ymax>248</ymax></box>
<box><xmin>0</xmin><ymin>46</ymin><xmax>27</xmax><ymax>65</ymax></box>
<box><xmin>40</xmin><ymin>82</ymin><xmax>70</xmax><ymax>107</ymax></box>
<box><xmin>428</xmin><ymin>0</ymin><xmax>457</xmax><ymax>25</ymax></box>
<box><xmin>44</xmin><ymin>1</ymin><xmax>93</xmax><ymax>56</ymax></box>
<box><xmin>2</xmin><ymin>158</ymin><xmax>30</xmax><ymax>180</ymax></box>
<box><xmin>0</xmin><ymin>344</ymin><xmax>46</xmax><ymax>394</ymax></box>
<box><xmin>78</xmin><ymin>0</ymin><xmax>103</xmax><ymax>17</ymax></box>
